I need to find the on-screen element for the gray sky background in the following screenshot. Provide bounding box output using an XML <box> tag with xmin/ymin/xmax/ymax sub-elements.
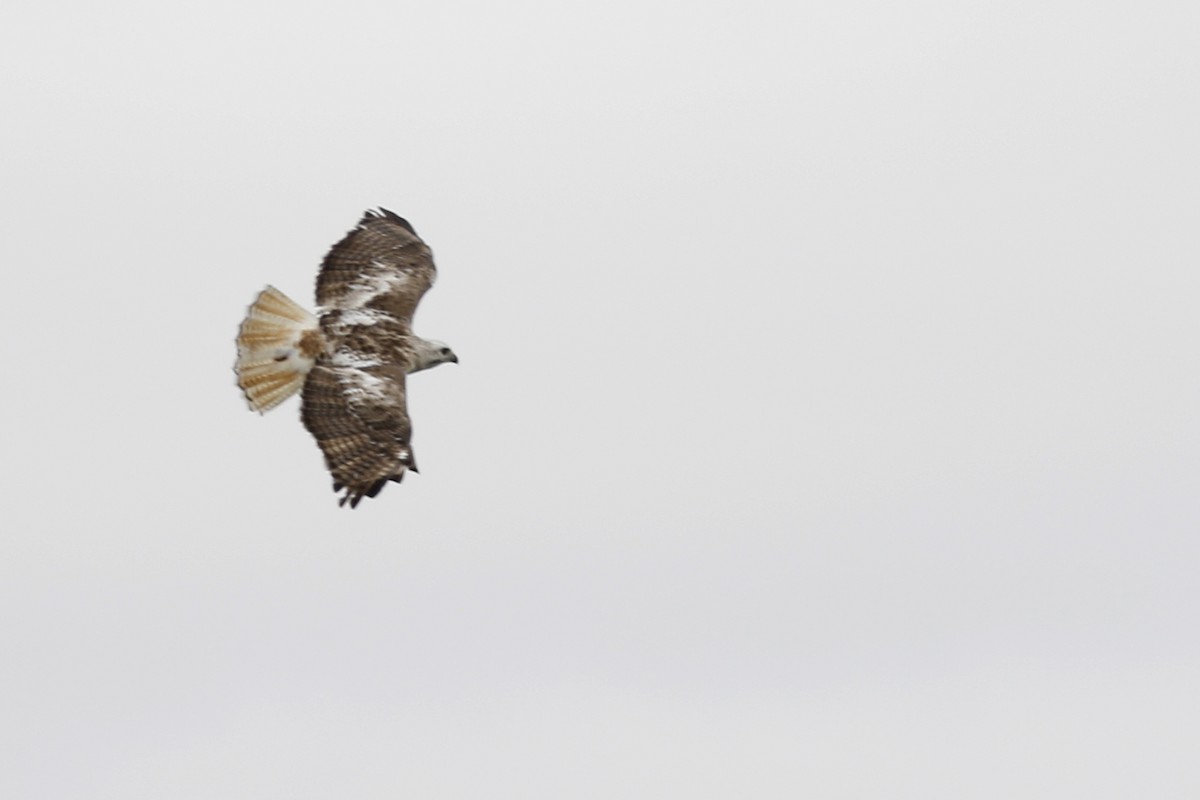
<box><xmin>3</xmin><ymin>1</ymin><xmax>1198</xmax><ymax>796</ymax></box>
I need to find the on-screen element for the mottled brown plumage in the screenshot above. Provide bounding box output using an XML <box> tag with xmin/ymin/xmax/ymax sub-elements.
<box><xmin>234</xmin><ymin>208</ymin><xmax>456</xmax><ymax>508</ymax></box>
<box><xmin>316</xmin><ymin>208</ymin><xmax>436</xmax><ymax>321</ymax></box>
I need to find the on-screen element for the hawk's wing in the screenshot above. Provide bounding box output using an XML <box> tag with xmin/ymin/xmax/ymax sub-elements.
<box><xmin>314</xmin><ymin>208</ymin><xmax>436</xmax><ymax>322</ymax></box>
<box><xmin>301</xmin><ymin>357</ymin><xmax>417</xmax><ymax>509</ymax></box>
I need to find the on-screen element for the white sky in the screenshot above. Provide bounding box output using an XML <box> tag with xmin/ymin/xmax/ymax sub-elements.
<box><xmin>3</xmin><ymin>0</ymin><xmax>1199</xmax><ymax>796</ymax></box>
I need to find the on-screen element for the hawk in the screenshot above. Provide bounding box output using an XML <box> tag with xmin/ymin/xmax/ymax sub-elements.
<box><xmin>234</xmin><ymin>208</ymin><xmax>457</xmax><ymax>508</ymax></box>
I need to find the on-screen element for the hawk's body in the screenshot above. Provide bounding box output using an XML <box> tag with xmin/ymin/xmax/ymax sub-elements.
<box><xmin>234</xmin><ymin>209</ymin><xmax>456</xmax><ymax>508</ymax></box>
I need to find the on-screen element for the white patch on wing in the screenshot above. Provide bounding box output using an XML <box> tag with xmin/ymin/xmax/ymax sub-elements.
<box><xmin>333</xmin><ymin>364</ymin><xmax>391</xmax><ymax>403</ymax></box>
<box><xmin>324</xmin><ymin>264</ymin><xmax>412</xmax><ymax>310</ymax></box>
<box><xmin>330</xmin><ymin>346</ymin><xmax>392</xmax><ymax>404</ymax></box>
<box><xmin>336</xmin><ymin>309</ymin><xmax>390</xmax><ymax>327</ymax></box>
<box><xmin>330</xmin><ymin>349</ymin><xmax>381</xmax><ymax>370</ymax></box>
<box><xmin>322</xmin><ymin>307</ymin><xmax>397</xmax><ymax>338</ymax></box>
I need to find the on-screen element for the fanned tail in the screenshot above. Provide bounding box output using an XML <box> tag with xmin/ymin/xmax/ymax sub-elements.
<box><xmin>234</xmin><ymin>286</ymin><xmax>323</xmax><ymax>413</ymax></box>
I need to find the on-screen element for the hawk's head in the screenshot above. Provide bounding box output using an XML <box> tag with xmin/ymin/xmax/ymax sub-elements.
<box><xmin>411</xmin><ymin>337</ymin><xmax>458</xmax><ymax>373</ymax></box>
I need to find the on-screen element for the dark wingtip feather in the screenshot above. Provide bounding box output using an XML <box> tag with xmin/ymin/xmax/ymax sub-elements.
<box><xmin>363</xmin><ymin>207</ymin><xmax>416</xmax><ymax>235</ymax></box>
<box><xmin>334</xmin><ymin>478</ymin><xmax>391</xmax><ymax>509</ymax></box>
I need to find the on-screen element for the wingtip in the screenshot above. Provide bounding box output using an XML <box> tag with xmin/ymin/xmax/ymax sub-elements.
<box><xmin>333</xmin><ymin>476</ymin><xmax>396</xmax><ymax>508</ymax></box>
<box><xmin>362</xmin><ymin>207</ymin><xmax>415</xmax><ymax>234</ymax></box>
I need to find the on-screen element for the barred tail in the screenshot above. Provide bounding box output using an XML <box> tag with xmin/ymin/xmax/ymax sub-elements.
<box><xmin>234</xmin><ymin>286</ymin><xmax>323</xmax><ymax>413</ymax></box>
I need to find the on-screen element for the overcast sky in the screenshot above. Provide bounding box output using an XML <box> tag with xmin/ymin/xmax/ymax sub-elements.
<box><xmin>3</xmin><ymin>0</ymin><xmax>1199</xmax><ymax>796</ymax></box>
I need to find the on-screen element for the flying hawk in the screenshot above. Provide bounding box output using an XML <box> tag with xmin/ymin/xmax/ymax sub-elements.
<box><xmin>234</xmin><ymin>209</ymin><xmax>457</xmax><ymax>508</ymax></box>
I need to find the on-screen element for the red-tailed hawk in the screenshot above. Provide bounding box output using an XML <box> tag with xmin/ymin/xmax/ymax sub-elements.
<box><xmin>234</xmin><ymin>209</ymin><xmax>457</xmax><ymax>508</ymax></box>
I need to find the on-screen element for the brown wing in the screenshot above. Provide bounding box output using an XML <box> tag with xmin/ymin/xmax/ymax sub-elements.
<box><xmin>315</xmin><ymin>208</ymin><xmax>436</xmax><ymax>323</ymax></box>
<box><xmin>300</xmin><ymin>357</ymin><xmax>418</xmax><ymax>509</ymax></box>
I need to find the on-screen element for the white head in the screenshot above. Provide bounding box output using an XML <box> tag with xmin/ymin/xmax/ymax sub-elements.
<box><xmin>410</xmin><ymin>337</ymin><xmax>458</xmax><ymax>373</ymax></box>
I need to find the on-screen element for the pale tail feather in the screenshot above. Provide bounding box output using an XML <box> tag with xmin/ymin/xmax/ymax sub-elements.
<box><xmin>235</xmin><ymin>286</ymin><xmax>322</xmax><ymax>413</ymax></box>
